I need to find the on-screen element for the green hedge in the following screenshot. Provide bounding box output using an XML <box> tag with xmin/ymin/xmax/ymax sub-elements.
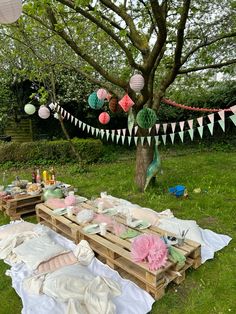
<box><xmin>0</xmin><ymin>138</ymin><xmax>103</xmax><ymax>165</ymax></box>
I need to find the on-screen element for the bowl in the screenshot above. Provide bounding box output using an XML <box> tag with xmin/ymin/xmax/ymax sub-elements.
<box><xmin>12</xmin><ymin>180</ymin><xmax>29</xmax><ymax>189</ymax></box>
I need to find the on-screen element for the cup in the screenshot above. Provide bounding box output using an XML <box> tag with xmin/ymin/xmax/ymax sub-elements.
<box><xmin>177</xmin><ymin>237</ymin><xmax>185</xmax><ymax>246</ymax></box>
<box><xmin>66</xmin><ymin>206</ymin><xmax>74</xmax><ymax>218</ymax></box>
<box><xmin>100</xmin><ymin>222</ymin><xmax>107</xmax><ymax>236</ymax></box>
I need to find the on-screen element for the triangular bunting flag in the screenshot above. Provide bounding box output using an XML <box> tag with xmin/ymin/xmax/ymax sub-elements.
<box><xmin>121</xmin><ymin>135</ymin><xmax>125</xmax><ymax>145</ymax></box>
<box><xmin>55</xmin><ymin>104</ymin><xmax>59</xmax><ymax>111</ymax></box>
<box><xmin>91</xmin><ymin>126</ymin><xmax>95</xmax><ymax>135</ymax></box>
<box><xmin>87</xmin><ymin>125</ymin><xmax>91</xmax><ymax>133</ymax></box>
<box><xmin>95</xmin><ymin>128</ymin><xmax>100</xmax><ymax>137</ymax></box>
<box><xmin>171</xmin><ymin>122</ymin><xmax>176</xmax><ymax>133</ymax></box>
<box><xmin>60</xmin><ymin>107</ymin><xmax>64</xmax><ymax>115</ymax></box>
<box><xmin>229</xmin><ymin>114</ymin><xmax>236</xmax><ymax>126</ymax></box>
<box><xmin>74</xmin><ymin>118</ymin><xmax>78</xmax><ymax>126</ymax></box>
<box><xmin>82</xmin><ymin>123</ymin><xmax>86</xmax><ymax>131</ymax></box>
<box><xmin>128</xmin><ymin>136</ymin><xmax>132</xmax><ymax>146</ymax></box>
<box><xmin>218</xmin><ymin>110</ymin><xmax>225</xmax><ymax>121</ymax></box>
<box><xmin>230</xmin><ymin>105</ymin><xmax>236</xmax><ymax>114</ymax></box>
<box><xmin>187</xmin><ymin>119</ymin><xmax>193</xmax><ymax>129</ymax></box>
<box><xmin>178</xmin><ymin>131</ymin><xmax>184</xmax><ymax>142</ymax></box>
<box><xmin>208</xmin><ymin>113</ymin><xmax>214</xmax><ymax>124</ymax></box>
<box><xmin>116</xmin><ymin>134</ymin><xmax>120</xmax><ymax>143</ymax></box>
<box><xmin>70</xmin><ymin>115</ymin><xmax>74</xmax><ymax>123</ymax></box>
<box><xmin>197</xmin><ymin>117</ymin><xmax>203</xmax><ymax>126</ymax></box>
<box><xmin>197</xmin><ymin>125</ymin><xmax>204</xmax><ymax>138</ymax></box>
<box><xmin>161</xmin><ymin>134</ymin><xmax>167</xmax><ymax>145</ymax></box>
<box><xmin>162</xmin><ymin>123</ymin><xmax>167</xmax><ymax>133</ymax></box>
<box><xmin>179</xmin><ymin>121</ymin><xmax>185</xmax><ymax>131</ymax></box>
<box><xmin>134</xmin><ymin>126</ymin><xmax>138</xmax><ymax>135</ymax></box>
<box><xmin>140</xmin><ymin>137</ymin><xmax>145</xmax><ymax>145</ymax></box>
<box><xmin>100</xmin><ymin>129</ymin><xmax>105</xmax><ymax>139</ymax></box>
<box><xmin>148</xmin><ymin>128</ymin><xmax>152</xmax><ymax>134</ymax></box>
<box><xmin>134</xmin><ymin>137</ymin><xmax>138</xmax><ymax>146</ymax></box>
<box><xmin>170</xmin><ymin>133</ymin><xmax>175</xmax><ymax>144</ymax></box>
<box><xmin>155</xmin><ymin>124</ymin><xmax>160</xmax><ymax>134</ymax></box>
<box><xmin>154</xmin><ymin>136</ymin><xmax>159</xmax><ymax>145</ymax></box>
<box><xmin>66</xmin><ymin>112</ymin><xmax>70</xmax><ymax>120</ymax></box>
<box><xmin>207</xmin><ymin>122</ymin><xmax>214</xmax><ymax>135</ymax></box>
<box><xmin>106</xmin><ymin>130</ymin><xmax>110</xmax><ymax>141</ymax></box>
<box><xmin>78</xmin><ymin>121</ymin><xmax>82</xmax><ymax>128</ymax></box>
<box><xmin>122</xmin><ymin>129</ymin><xmax>126</xmax><ymax>136</ymax></box>
<box><xmin>218</xmin><ymin>119</ymin><xmax>225</xmax><ymax>132</ymax></box>
<box><xmin>117</xmin><ymin>129</ymin><xmax>121</xmax><ymax>135</ymax></box>
<box><xmin>188</xmin><ymin>129</ymin><xmax>194</xmax><ymax>141</ymax></box>
<box><xmin>111</xmin><ymin>130</ymin><xmax>115</xmax><ymax>142</ymax></box>
<box><xmin>147</xmin><ymin>136</ymin><xmax>152</xmax><ymax>146</ymax></box>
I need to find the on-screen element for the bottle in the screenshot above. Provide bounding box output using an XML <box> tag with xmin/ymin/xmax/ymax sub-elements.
<box><xmin>31</xmin><ymin>168</ymin><xmax>36</xmax><ymax>183</ymax></box>
<box><xmin>49</xmin><ymin>166</ymin><xmax>56</xmax><ymax>184</ymax></box>
<box><xmin>36</xmin><ymin>169</ymin><xmax>41</xmax><ymax>184</ymax></box>
<box><xmin>42</xmin><ymin>170</ymin><xmax>48</xmax><ymax>183</ymax></box>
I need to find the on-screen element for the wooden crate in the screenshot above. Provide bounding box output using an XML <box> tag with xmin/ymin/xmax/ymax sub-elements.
<box><xmin>36</xmin><ymin>203</ymin><xmax>201</xmax><ymax>299</ymax></box>
<box><xmin>1</xmin><ymin>194</ymin><xmax>43</xmax><ymax>220</ymax></box>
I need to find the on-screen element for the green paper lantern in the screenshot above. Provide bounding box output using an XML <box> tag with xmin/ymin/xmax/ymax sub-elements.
<box><xmin>136</xmin><ymin>108</ymin><xmax>157</xmax><ymax>129</ymax></box>
<box><xmin>88</xmin><ymin>92</ymin><xmax>104</xmax><ymax>109</ymax></box>
<box><xmin>24</xmin><ymin>103</ymin><xmax>36</xmax><ymax>115</ymax></box>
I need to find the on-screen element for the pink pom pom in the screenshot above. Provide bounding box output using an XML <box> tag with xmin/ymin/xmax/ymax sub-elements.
<box><xmin>99</xmin><ymin>112</ymin><xmax>110</xmax><ymax>124</ymax></box>
<box><xmin>64</xmin><ymin>195</ymin><xmax>76</xmax><ymax>206</ymax></box>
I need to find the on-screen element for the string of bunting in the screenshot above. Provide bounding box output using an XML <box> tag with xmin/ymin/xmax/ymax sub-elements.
<box><xmin>55</xmin><ymin>103</ymin><xmax>236</xmax><ymax>146</ymax></box>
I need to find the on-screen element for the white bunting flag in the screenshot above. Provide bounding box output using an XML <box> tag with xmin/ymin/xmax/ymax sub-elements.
<box><xmin>70</xmin><ymin>115</ymin><xmax>74</xmax><ymax>123</ymax></box>
<box><xmin>122</xmin><ymin>129</ymin><xmax>126</xmax><ymax>136</ymax></box>
<box><xmin>178</xmin><ymin>131</ymin><xmax>184</xmax><ymax>142</ymax></box>
<box><xmin>155</xmin><ymin>124</ymin><xmax>160</xmax><ymax>134</ymax></box>
<box><xmin>82</xmin><ymin>123</ymin><xmax>86</xmax><ymax>131</ymax></box>
<box><xmin>147</xmin><ymin>136</ymin><xmax>152</xmax><ymax>146</ymax></box>
<box><xmin>179</xmin><ymin>121</ymin><xmax>185</xmax><ymax>131</ymax></box>
<box><xmin>74</xmin><ymin>118</ymin><xmax>78</xmax><ymax>126</ymax></box>
<box><xmin>207</xmin><ymin>122</ymin><xmax>214</xmax><ymax>135</ymax></box>
<box><xmin>95</xmin><ymin>128</ymin><xmax>100</xmax><ymax>137</ymax></box>
<box><xmin>140</xmin><ymin>137</ymin><xmax>145</xmax><ymax>145</ymax></box>
<box><xmin>117</xmin><ymin>129</ymin><xmax>121</xmax><ymax>135</ymax></box>
<box><xmin>121</xmin><ymin>135</ymin><xmax>125</xmax><ymax>145</ymax></box>
<box><xmin>87</xmin><ymin>125</ymin><xmax>91</xmax><ymax>133</ymax></box>
<box><xmin>134</xmin><ymin>137</ymin><xmax>138</xmax><ymax>146</ymax></box>
<box><xmin>161</xmin><ymin>134</ymin><xmax>167</xmax><ymax>145</ymax></box>
<box><xmin>187</xmin><ymin>119</ymin><xmax>193</xmax><ymax>129</ymax></box>
<box><xmin>106</xmin><ymin>130</ymin><xmax>110</xmax><ymax>140</ymax></box>
<box><xmin>171</xmin><ymin>122</ymin><xmax>176</xmax><ymax>133</ymax></box>
<box><xmin>218</xmin><ymin>119</ymin><xmax>225</xmax><ymax>132</ymax></box>
<box><xmin>66</xmin><ymin>112</ymin><xmax>70</xmax><ymax>120</ymax></box>
<box><xmin>170</xmin><ymin>133</ymin><xmax>175</xmax><ymax>144</ymax></box>
<box><xmin>91</xmin><ymin>126</ymin><xmax>95</xmax><ymax>135</ymax></box>
<box><xmin>148</xmin><ymin>128</ymin><xmax>152</xmax><ymax>134</ymax></box>
<box><xmin>197</xmin><ymin>125</ymin><xmax>204</xmax><ymax>138</ymax></box>
<box><xmin>230</xmin><ymin>105</ymin><xmax>236</xmax><ymax>114</ymax></box>
<box><xmin>188</xmin><ymin>129</ymin><xmax>194</xmax><ymax>140</ymax></box>
<box><xmin>60</xmin><ymin>107</ymin><xmax>64</xmax><ymax>115</ymax></box>
<box><xmin>116</xmin><ymin>134</ymin><xmax>120</xmax><ymax>143</ymax></box>
<box><xmin>208</xmin><ymin>113</ymin><xmax>214</xmax><ymax>124</ymax></box>
<box><xmin>100</xmin><ymin>129</ymin><xmax>105</xmax><ymax>139</ymax></box>
<box><xmin>197</xmin><ymin>117</ymin><xmax>203</xmax><ymax>126</ymax></box>
<box><xmin>111</xmin><ymin>130</ymin><xmax>115</xmax><ymax>142</ymax></box>
<box><xmin>78</xmin><ymin>120</ymin><xmax>82</xmax><ymax>128</ymax></box>
<box><xmin>134</xmin><ymin>126</ymin><xmax>138</xmax><ymax>135</ymax></box>
<box><xmin>128</xmin><ymin>136</ymin><xmax>132</xmax><ymax>146</ymax></box>
<box><xmin>218</xmin><ymin>110</ymin><xmax>225</xmax><ymax>121</ymax></box>
<box><xmin>162</xmin><ymin>123</ymin><xmax>168</xmax><ymax>133</ymax></box>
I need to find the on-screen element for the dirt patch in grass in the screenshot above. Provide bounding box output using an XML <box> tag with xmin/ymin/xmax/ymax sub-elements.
<box><xmin>198</xmin><ymin>216</ymin><xmax>218</xmax><ymax>226</ymax></box>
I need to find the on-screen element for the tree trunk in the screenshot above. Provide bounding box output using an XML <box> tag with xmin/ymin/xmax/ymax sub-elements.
<box><xmin>135</xmin><ymin>142</ymin><xmax>154</xmax><ymax>192</ymax></box>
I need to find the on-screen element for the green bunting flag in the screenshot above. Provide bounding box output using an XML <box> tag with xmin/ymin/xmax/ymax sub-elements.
<box><xmin>188</xmin><ymin>129</ymin><xmax>194</xmax><ymax>141</ymax></box>
<box><xmin>178</xmin><ymin>131</ymin><xmax>184</xmax><ymax>142</ymax></box>
<box><xmin>154</xmin><ymin>136</ymin><xmax>159</xmax><ymax>145</ymax></box>
<box><xmin>162</xmin><ymin>134</ymin><xmax>167</xmax><ymax>145</ymax></box>
<box><xmin>170</xmin><ymin>133</ymin><xmax>175</xmax><ymax>144</ymax></box>
<box><xmin>207</xmin><ymin>122</ymin><xmax>214</xmax><ymax>135</ymax></box>
<box><xmin>197</xmin><ymin>125</ymin><xmax>204</xmax><ymax>138</ymax></box>
<box><xmin>218</xmin><ymin>119</ymin><xmax>225</xmax><ymax>132</ymax></box>
<box><xmin>229</xmin><ymin>114</ymin><xmax>236</xmax><ymax>126</ymax></box>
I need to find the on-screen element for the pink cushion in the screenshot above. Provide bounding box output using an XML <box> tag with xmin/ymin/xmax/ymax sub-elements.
<box><xmin>45</xmin><ymin>198</ymin><xmax>65</xmax><ymax>209</ymax></box>
<box><xmin>37</xmin><ymin>251</ymin><xmax>77</xmax><ymax>274</ymax></box>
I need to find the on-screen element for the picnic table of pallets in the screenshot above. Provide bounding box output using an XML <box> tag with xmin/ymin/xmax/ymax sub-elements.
<box><xmin>36</xmin><ymin>201</ymin><xmax>201</xmax><ymax>299</ymax></box>
<box><xmin>0</xmin><ymin>193</ymin><xmax>43</xmax><ymax>220</ymax></box>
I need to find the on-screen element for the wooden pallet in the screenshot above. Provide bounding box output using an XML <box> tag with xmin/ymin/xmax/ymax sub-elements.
<box><xmin>36</xmin><ymin>203</ymin><xmax>201</xmax><ymax>299</ymax></box>
<box><xmin>1</xmin><ymin>194</ymin><xmax>43</xmax><ymax>220</ymax></box>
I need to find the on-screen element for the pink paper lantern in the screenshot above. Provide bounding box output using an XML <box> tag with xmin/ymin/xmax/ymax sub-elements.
<box><xmin>97</xmin><ymin>88</ymin><xmax>108</xmax><ymax>100</ymax></box>
<box><xmin>99</xmin><ymin>112</ymin><xmax>110</xmax><ymax>124</ymax></box>
<box><xmin>129</xmin><ymin>74</ymin><xmax>145</xmax><ymax>92</ymax></box>
<box><xmin>118</xmin><ymin>94</ymin><xmax>134</xmax><ymax>112</ymax></box>
<box><xmin>38</xmin><ymin>106</ymin><xmax>50</xmax><ymax>119</ymax></box>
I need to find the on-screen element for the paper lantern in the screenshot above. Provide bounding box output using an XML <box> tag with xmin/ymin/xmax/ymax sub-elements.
<box><xmin>97</xmin><ymin>88</ymin><xmax>107</xmax><ymax>100</ymax></box>
<box><xmin>129</xmin><ymin>74</ymin><xmax>145</xmax><ymax>93</ymax></box>
<box><xmin>88</xmin><ymin>92</ymin><xmax>104</xmax><ymax>109</ymax></box>
<box><xmin>99</xmin><ymin>112</ymin><xmax>110</xmax><ymax>124</ymax></box>
<box><xmin>136</xmin><ymin>108</ymin><xmax>157</xmax><ymax>129</ymax></box>
<box><xmin>118</xmin><ymin>94</ymin><xmax>134</xmax><ymax>112</ymax></box>
<box><xmin>53</xmin><ymin>113</ymin><xmax>59</xmax><ymax>119</ymax></box>
<box><xmin>0</xmin><ymin>0</ymin><xmax>22</xmax><ymax>24</ymax></box>
<box><xmin>109</xmin><ymin>97</ymin><xmax>120</xmax><ymax>113</ymax></box>
<box><xmin>38</xmin><ymin>106</ymin><xmax>50</xmax><ymax>119</ymax></box>
<box><xmin>24</xmin><ymin>103</ymin><xmax>36</xmax><ymax>115</ymax></box>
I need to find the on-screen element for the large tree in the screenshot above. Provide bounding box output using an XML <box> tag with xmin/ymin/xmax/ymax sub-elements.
<box><xmin>2</xmin><ymin>0</ymin><xmax>236</xmax><ymax>190</ymax></box>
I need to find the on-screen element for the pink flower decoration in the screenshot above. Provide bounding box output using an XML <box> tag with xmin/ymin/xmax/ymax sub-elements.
<box><xmin>64</xmin><ymin>195</ymin><xmax>77</xmax><ymax>206</ymax></box>
<box><xmin>97</xmin><ymin>88</ymin><xmax>108</xmax><ymax>100</ymax></box>
<box><xmin>131</xmin><ymin>234</ymin><xmax>168</xmax><ymax>271</ymax></box>
<box><xmin>118</xmin><ymin>94</ymin><xmax>134</xmax><ymax>112</ymax></box>
<box><xmin>99</xmin><ymin>112</ymin><xmax>110</xmax><ymax>124</ymax></box>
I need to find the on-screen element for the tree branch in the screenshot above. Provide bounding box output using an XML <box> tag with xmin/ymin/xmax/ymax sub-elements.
<box><xmin>178</xmin><ymin>59</ymin><xmax>236</xmax><ymax>74</ymax></box>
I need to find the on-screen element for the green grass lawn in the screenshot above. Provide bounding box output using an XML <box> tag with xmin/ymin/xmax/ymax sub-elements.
<box><xmin>0</xmin><ymin>149</ymin><xmax>235</xmax><ymax>314</ymax></box>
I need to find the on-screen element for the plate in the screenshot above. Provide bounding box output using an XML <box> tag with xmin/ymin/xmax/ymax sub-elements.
<box><xmin>75</xmin><ymin>196</ymin><xmax>88</xmax><ymax>203</ymax></box>
<box><xmin>130</xmin><ymin>220</ymin><xmax>151</xmax><ymax>230</ymax></box>
<box><xmin>53</xmin><ymin>208</ymin><xmax>67</xmax><ymax>215</ymax></box>
<box><xmin>83</xmin><ymin>224</ymin><xmax>100</xmax><ymax>234</ymax></box>
<box><xmin>101</xmin><ymin>208</ymin><xmax>117</xmax><ymax>216</ymax></box>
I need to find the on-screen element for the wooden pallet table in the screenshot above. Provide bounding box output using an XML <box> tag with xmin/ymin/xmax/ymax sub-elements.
<box><xmin>36</xmin><ymin>202</ymin><xmax>201</xmax><ymax>299</ymax></box>
<box><xmin>1</xmin><ymin>194</ymin><xmax>43</xmax><ymax>220</ymax></box>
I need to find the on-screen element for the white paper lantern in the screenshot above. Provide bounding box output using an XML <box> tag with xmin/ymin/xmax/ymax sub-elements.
<box><xmin>97</xmin><ymin>88</ymin><xmax>107</xmax><ymax>100</ymax></box>
<box><xmin>0</xmin><ymin>0</ymin><xmax>22</xmax><ymax>24</ymax></box>
<box><xmin>38</xmin><ymin>106</ymin><xmax>50</xmax><ymax>119</ymax></box>
<box><xmin>129</xmin><ymin>74</ymin><xmax>145</xmax><ymax>93</ymax></box>
<box><xmin>53</xmin><ymin>112</ymin><xmax>59</xmax><ymax>119</ymax></box>
<box><xmin>24</xmin><ymin>103</ymin><xmax>36</xmax><ymax>115</ymax></box>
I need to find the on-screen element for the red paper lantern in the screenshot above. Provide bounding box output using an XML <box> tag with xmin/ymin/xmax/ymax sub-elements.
<box><xmin>97</xmin><ymin>88</ymin><xmax>107</xmax><ymax>100</ymax></box>
<box><xmin>99</xmin><ymin>112</ymin><xmax>110</xmax><ymax>124</ymax></box>
<box><xmin>129</xmin><ymin>74</ymin><xmax>145</xmax><ymax>92</ymax></box>
<box><xmin>118</xmin><ymin>94</ymin><xmax>134</xmax><ymax>112</ymax></box>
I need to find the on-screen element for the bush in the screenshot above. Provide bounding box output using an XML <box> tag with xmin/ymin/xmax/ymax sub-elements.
<box><xmin>0</xmin><ymin>138</ymin><xmax>103</xmax><ymax>166</ymax></box>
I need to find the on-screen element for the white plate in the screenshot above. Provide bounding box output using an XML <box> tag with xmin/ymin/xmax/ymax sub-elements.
<box><xmin>101</xmin><ymin>208</ymin><xmax>117</xmax><ymax>216</ymax></box>
<box><xmin>75</xmin><ymin>196</ymin><xmax>88</xmax><ymax>203</ymax></box>
<box><xmin>130</xmin><ymin>220</ymin><xmax>151</xmax><ymax>230</ymax></box>
<box><xmin>83</xmin><ymin>224</ymin><xmax>100</xmax><ymax>234</ymax></box>
<box><xmin>53</xmin><ymin>208</ymin><xmax>67</xmax><ymax>215</ymax></box>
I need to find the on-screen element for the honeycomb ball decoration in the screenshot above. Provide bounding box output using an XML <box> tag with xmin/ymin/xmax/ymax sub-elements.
<box><xmin>99</xmin><ymin>112</ymin><xmax>110</xmax><ymax>125</ymax></box>
<box><xmin>136</xmin><ymin>108</ymin><xmax>157</xmax><ymax>129</ymax></box>
<box><xmin>0</xmin><ymin>0</ymin><xmax>22</xmax><ymax>24</ymax></box>
<box><xmin>129</xmin><ymin>74</ymin><xmax>145</xmax><ymax>93</ymax></box>
<box><xmin>97</xmin><ymin>88</ymin><xmax>107</xmax><ymax>100</ymax></box>
<box><xmin>38</xmin><ymin>106</ymin><xmax>50</xmax><ymax>119</ymax></box>
<box><xmin>24</xmin><ymin>103</ymin><xmax>36</xmax><ymax>115</ymax></box>
<box><xmin>88</xmin><ymin>92</ymin><xmax>104</xmax><ymax>109</ymax></box>
<box><xmin>118</xmin><ymin>94</ymin><xmax>134</xmax><ymax>112</ymax></box>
